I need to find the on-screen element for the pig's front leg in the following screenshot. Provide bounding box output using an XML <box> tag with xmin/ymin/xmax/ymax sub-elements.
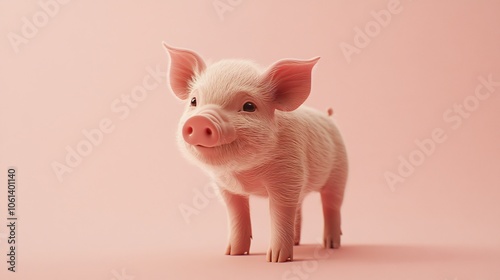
<box><xmin>267</xmin><ymin>196</ymin><xmax>298</xmax><ymax>262</ymax></box>
<box><xmin>220</xmin><ymin>188</ymin><xmax>252</xmax><ymax>255</ymax></box>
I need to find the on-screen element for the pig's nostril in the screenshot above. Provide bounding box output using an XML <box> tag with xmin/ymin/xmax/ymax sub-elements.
<box><xmin>205</xmin><ymin>128</ymin><xmax>212</xmax><ymax>136</ymax></box>
<box><xmin>187</xmin><ymin>126</ymin><xmax>193</xmax><ymax>135</ymax></box>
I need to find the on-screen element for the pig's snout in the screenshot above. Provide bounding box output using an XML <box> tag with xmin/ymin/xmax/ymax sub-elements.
<box><xmin>183</xmin><ymin>115</ymin><xmax>219</xmax><ymax>147</ymax></box>
<box><xmin>182</xmin><ymin>111</ymin><xmax>235</xmax><ymax>147</ymax></box>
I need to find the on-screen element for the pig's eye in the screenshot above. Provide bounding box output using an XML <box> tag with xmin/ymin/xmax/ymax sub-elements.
<box><xmin>190</xmin><ymin>97</ymin><xmax>197</xmax><ymax>107</ymax></box>
<box><xmin>242</xmin><ymin>102</ymin><xmax>256</xmax><ymax>112</ymax></box>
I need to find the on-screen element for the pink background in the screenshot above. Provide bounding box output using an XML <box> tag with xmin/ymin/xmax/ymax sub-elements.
<box><xmin>1</xmin><ymin>0</ymin><xmax>499</xmax><ymax>279</ymax></box>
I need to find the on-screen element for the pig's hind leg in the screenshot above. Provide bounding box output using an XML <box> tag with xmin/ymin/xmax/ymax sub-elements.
<box><xmin>320</xmin><ymin>172</ymin><xmax>346</xmax><ymax>249</ymax></box>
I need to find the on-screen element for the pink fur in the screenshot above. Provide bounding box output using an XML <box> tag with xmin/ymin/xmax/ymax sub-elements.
<box><xmin>164</xmin><ymin>43</ymin><xmax>348</xmax><ymax>262</ymax></box>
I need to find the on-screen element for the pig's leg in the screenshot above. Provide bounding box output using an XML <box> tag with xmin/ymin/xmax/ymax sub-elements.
<box><xmin>221</xmin><ymin>189</ymin><xmax>252</xmax><ymax>255</ymax></box>
<box><xmin>267</xmin><ymin>198</ymin><xmax>297</xmax><ymax>262</ymax></box>
<box><xmin>293</xmin><ymin>204</ymin><xmax>302</xmax><ymax>245</ymax></box>
<box><xmin>320</xmin><ymin>183</ymin><xmax>344</xmax><ymax>249</ymax></box>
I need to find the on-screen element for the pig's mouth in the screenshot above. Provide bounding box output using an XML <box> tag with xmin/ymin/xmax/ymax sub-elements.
<box><xmin>191</xmin><ymin>141</ymin><xmax>234</xmax><ymax>153</ymax></box>
<box><xmin>195</xmin><ymin>144</ymin><xmax>212</xmax><ymax>148</ymax></box>
<box><xmin>194</xmin><ymin>143</ymin><xmax>227</xmax><ymax>149</ymax></box>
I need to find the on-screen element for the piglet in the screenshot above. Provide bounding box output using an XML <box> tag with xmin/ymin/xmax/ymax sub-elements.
<box><xmin>164</xmin><ymin>43</ymin><xmax>348</xmax><ymax>262</ymax></box>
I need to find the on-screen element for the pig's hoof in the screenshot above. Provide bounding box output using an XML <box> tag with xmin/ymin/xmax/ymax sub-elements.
<box><xmin>266</xmin><ymin>245</ymin><xmax>293</xmax><ymax>262</ymax></box>
<box><xmin>323</xmin><ymin>236</ymin><xmax>341</xmax><ymax>249</ymax></box>
<box><xmin>225</xmin><ymin>238</ymin><xmax>251</xmax><ymax>255</ymax></box>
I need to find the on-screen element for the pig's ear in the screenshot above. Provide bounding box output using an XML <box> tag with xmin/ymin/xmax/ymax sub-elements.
<box><xmin>262</xmin><ymin>57</ymin><xmax>320</xmax><ymax>111</ymax></box>
<box><xmin>163</xmin><ymin>42</ymin><xmax>206</xmax><ymax>100</ymax></box>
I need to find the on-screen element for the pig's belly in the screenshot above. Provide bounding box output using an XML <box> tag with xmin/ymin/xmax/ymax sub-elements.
<box><xmin>220</xmin><ymin>183</ymin><xmax>269</xmax><ymax>197</ymax></box>
<box><xmin>214</xmin><ymin>172</ymin><xmax>269</xmax><ymax>197</ymax></box>
<box><xmin>238</xmin><ymin>182</ymin><xmax>269</xmax><ymax>197</ymax></box>
<box><xmin>215</xmin><ymin>170</ymin><xmax>329</xmax><ymax>197</ymax></box>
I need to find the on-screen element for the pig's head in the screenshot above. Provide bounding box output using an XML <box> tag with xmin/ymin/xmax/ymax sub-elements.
<box><xmin>164</xmin><ymin>43</ymin><xmax>319</xmax><ymax>170</ymax></box>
